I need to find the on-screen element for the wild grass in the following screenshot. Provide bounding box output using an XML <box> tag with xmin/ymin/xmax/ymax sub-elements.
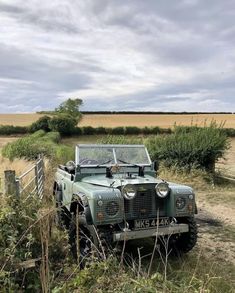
<box><xmin>0</xmin><ymin>128</ymin><xmax>234</xmax><ymax>291</ymax></box>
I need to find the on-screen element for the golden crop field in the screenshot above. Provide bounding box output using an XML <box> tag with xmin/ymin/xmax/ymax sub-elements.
<box><xmin>0</xmin><ymin>114</ymin><xmax>42</xmax><ymax>126</ymax></box>
<box><xmin>0</xmin><ymin>113</ymin><xmax>234</xmax><ymax>128</ymax></box>
<box><xmin>79</xmin><ymin>114</ymin><xmax>235</xmax><ymax>128</ymax></box>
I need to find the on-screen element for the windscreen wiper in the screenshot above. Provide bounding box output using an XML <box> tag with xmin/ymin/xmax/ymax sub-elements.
<box><xmin>96</xmin><ymin>159</ymin><xmax>114</xmax><ymax>168</ymax></box>
<box><xmin>117</xmin><ymin>159</ymin><xmax>145</xmax><ymax>177</ymax></box>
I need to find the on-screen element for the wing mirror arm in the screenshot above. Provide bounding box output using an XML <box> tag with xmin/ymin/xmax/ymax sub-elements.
<box><xmin>138</xmin><ymin>166</ymin><xmax>145</xmax><ymax>177</ymax></box>
<box><xmin>153</xmin><ymin>161</ymin><xmax>159</xmax><ymax>174</ymax></box>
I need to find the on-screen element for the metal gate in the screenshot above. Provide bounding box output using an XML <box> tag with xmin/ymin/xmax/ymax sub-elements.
<box><xmin>15</xmin><ymin>155</ymin><xmax>44</xmax><ymax>199</ymax></box>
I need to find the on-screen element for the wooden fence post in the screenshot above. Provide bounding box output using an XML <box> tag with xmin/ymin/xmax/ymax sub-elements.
<box><xmin>4</xmin><ymin>170</ymin><xmax>19</xmax><ymax>197</ymax></box>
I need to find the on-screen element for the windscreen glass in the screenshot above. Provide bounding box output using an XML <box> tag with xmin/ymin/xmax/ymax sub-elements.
<box><xmin>77</xmin><ymin>145</ymin><xmax>151</xmax><ymax>166</ymax></box>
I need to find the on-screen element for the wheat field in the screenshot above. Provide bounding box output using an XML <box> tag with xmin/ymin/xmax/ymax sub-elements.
<box><xmin>0</xmin><ymin>113</ymin><xmax>234</xmax><ymax>128</ymax></box>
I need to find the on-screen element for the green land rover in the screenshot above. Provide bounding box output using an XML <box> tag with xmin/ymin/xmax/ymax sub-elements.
<box><xmin>53</xmin><ymin>144</ymin><xmax>197</xmax><ymax>266</ymax></box>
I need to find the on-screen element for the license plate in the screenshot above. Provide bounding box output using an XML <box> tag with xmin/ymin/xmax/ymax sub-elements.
<box><xmin>134</xmin><ymin>218</ymin><xmax>170</xmax><ymax>230</ymax></box>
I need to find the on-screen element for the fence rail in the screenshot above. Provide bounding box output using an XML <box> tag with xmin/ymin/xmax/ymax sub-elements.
<box><xmin>4</xmin><ymin>155</ymin><xmax>44</xmax><ymax>199</ymax></box>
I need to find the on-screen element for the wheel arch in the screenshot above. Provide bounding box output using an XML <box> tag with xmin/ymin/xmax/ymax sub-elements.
<box><xmin>70</xmin><ymin>193</ymin><xmax>93</xmax><ymax>225</ymax></box>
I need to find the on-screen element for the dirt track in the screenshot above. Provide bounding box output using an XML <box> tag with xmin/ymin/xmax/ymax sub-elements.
<box><xmin>196</xmin><ymin>191</ymin><xmax>235</xmax><ymax>265</ymax></box>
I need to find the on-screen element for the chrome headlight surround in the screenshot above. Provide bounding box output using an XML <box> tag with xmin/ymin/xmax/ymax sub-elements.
<box><xmin>155</xmin><ymin>182</ymin><xmax>170</xmax><ymax>198</ymax></box>
<box><xmin>122</xmin><ymin>184</ymin><xmax>137</xmax><ymax>200</ymax></box>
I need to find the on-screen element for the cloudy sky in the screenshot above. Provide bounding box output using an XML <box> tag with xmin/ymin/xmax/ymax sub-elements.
<box><xmin>0</xmin><ymin>0</ymin><xmax>235</xmax><ymax>113</ymax></box>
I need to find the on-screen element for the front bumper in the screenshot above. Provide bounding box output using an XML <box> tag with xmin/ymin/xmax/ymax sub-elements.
<box><xmin>113</xmin><ymin>223</ymin><xmax>189</xmax><ymax>242</ymax></box>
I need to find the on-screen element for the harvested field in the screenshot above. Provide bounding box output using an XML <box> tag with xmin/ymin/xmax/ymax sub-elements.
<box><xmin>0</xmin><ymin>113</ymin><xmax>42</xmax><ymax>126</ymax></box>
<box><xmin>0</xmin><ymin>113</ymin><xmax>234</xmax><ymax>128</ymax></box>
<box><xmin>79</xmin><ymin>113</ymin><xmax>235</xmax><ymax>128</ymax></box>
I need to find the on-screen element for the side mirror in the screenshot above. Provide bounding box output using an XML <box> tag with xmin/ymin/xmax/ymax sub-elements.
<box><xmin>153</xmin><ymin>161</ymin><xmax>159</xmax><ymax>172</ymax></box>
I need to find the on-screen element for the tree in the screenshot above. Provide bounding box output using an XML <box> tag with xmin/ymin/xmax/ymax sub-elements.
<box><xmin>29</xmin><ymin>115</ymin><xmax>51</xmax><ymax>133</ymax></box>
<box><xmin>55</xmin><ymin>98</ymin><xmax>83</xmax><ymax>122</ymax></box>
<box><xmin>48</xmin><ymin>115</ymin><xmax>77</xmax><ymax>135</ymax></box>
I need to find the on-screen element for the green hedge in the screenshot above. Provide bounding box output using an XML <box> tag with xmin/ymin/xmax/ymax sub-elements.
<box><xmin>69</xmin><ymin>126</ymin><xmax>173</xmax><ymax>136</ymax></box>
<box><xmin>0</xmin><ymin>119</ymin><xmax>235</xmax><ymax>138</ymax></box>
<box><xmin>29</xmin><ymin>115</ymin><xmax>51</xmax><ymax>133</ymax></box>
<box><xmin>0</xmin><ymin>125</ymin><xmax>28</xmax><ymax>135</ymax></box>
<box><xmin>145</xmin><ymin>125</ymin><xmax>230</xmax><ymax>172</ymax></box>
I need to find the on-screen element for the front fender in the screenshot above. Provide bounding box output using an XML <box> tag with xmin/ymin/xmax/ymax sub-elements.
<box><xmin>70</xmin><ymin>193</ymin><xmax>93</xmax><ymax>225</ymax></box>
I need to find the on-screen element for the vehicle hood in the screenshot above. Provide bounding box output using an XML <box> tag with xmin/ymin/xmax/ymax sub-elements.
<box><xmin>81</xmin><ymin>174</ymin><xmax>193</xmax><ymax>193</ymax></box>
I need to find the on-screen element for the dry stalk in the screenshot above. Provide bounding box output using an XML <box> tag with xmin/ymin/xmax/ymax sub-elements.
<box><xmin>148</xmin><ymin>208</ymin><xmax>160</xmax><ymax>276</ymax></box>
<box><xmin>39</xmin><ymin>209</ymin><xmax>53</xmax><ymax>293</ymax></box>
<box><xmin>76</xmin><ymin>205</ymin><xmax>80</xmax><ymax>269</ymax></box>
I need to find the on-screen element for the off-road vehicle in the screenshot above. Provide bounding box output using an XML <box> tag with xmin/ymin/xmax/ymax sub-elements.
<box><xmin>53</xmin><ymin>144</ymin><xmax>197</xmax><ymax>265</ymax></box>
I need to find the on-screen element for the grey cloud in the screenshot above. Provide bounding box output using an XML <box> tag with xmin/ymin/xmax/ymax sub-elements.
<box><xmin>0</xmin><ymin>0</ymin><xmax>234</xmax><ymax>112</ymax></box>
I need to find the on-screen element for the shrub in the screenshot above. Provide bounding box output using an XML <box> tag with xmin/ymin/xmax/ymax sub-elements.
<box><xmin>29</xmin><ymin>115</ymin><xmax>51</xmax><ymax>133</ymax></box>
<box><xmin>41</xmin><ymin>131</ymin><xmax>61</xmax><ymax>144</ymax></box>
<box><xmin>145</xmin><ymin>125</ymin><xmax>230</xmax><ymax>172</ymax></box>
<box><xmin>142</xmin><ymin>127</ymin><xmax>152</xmax><ymax>135</ymax></box>
<box><xmin>2</xmin><ymin>131</ymin><xmax>58</xmax><ymax>160</ymax></box>
<box><xmin>0</xmin><ymin>195</ymin><xmax>42</xmax><ymax>290</ymax></box>
<box><xmin>223</xmin><ymin>128</ymin><xmax>235</xmax><ymax>137</ymax></box>
<box><xmin>72</xmin><ymin>127</ymin><xmax>83</xmax><ymax>135</ymax></box>
<box><xmin>111</xmin><ymin>127</ymin><xmax>125</xmax><ymax>135</ymax></box>
<box><xmin>81</xmin><ymin>126</ymin><xmax>96</xmax><ymax>135</ymax></box>
<box><xmin>48</xmin><ymin>115</ymin><xmax>76</xmax><ymax>135</ymax></box>
<box><xmin>99</xmin><ymin>135</ymin><xmax>142</xmax><ymax>145</ymax></box>
<box><xmin>55</xmin><ymin>145</ymin><xmax>74</xmax><ymax>164</ymax></box>
<box><xmin>125</xmin><ymin>126</ymin><xmax>141</xmax><ymax>135</ymax></box>
<box><xmin>151</xmin><ymin>126</ymin><xmax>161</xmax><ymax>134</ymax></box>
<box><xmin>95</xmin><ymin>126</ymin><xmax>107</xmax><ymax>135</ymax></box>
<box><xmin>0</xmin><ymin>125</ymin><xmax>28</xmax><ymax>135</ymax></box>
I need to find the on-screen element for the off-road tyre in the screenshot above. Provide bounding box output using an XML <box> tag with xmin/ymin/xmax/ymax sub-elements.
<box><xmin>55</xmin><ymin>189</ymin><xmax>71</xmax><ymax>229</ymax></box>
<box><xmin>169</xmin><ymin>216</ymin><xmax>198</xmax><ymax>254</ymax></box>
<box><xmin>69</xmin><ymin>214</ymin><xmax>99</xmax><ymax>269</ymax></box>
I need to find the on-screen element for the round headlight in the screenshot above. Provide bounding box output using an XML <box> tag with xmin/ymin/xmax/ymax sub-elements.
<box><xmin>122</xmin><ymin>184</ymin><xmax>137</xmax><ymax>200</ymax></box>
<box><xmin>176</xmin><ymin>197</ymin><xmax>186</xmax><ymax>209</ymax></box>
<box><xmin>155</xmin><ymin>182</ymin><xmax>170</xmax><ymax>198</ymax></box>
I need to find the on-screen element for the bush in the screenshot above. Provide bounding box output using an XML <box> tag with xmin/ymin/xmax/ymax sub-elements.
<box><xmin>71</xmin><ymin>127</ymin><xmax>83</xmax><ymax>135</ymax></box>
<box><xmin>81</xmin><ymin>126</ymin><xmax>96</xmax><ymax>135</ymax></box>
<box><xmin>142</xmin><ymin>127</ymin><xmax>152</xmax><ymax>135</ymax></box>
<box><xmin>151</xmin><ymin>126</ymin><xmax>161</xmax><ymax>134</ymax></box>
<box><xmin>125</xmin><ymin>126</ymin><xmax>141</xmax><ymax>135</ymax></box>
<box><xmin>0</xmin><ymin>195</ymin><xmax>42</xmax><ymax>291</ymax></box>
<box><xmin>0</xmin><ymin>125</ymin><xmax>28</xmax><ymax>135</ymax></box>
<box><xmin>2</xmin><ymin>131</ymin><xmax>59</xmax><ymax>160</ymax></box>
<box><xmin>99</xmin><ymin>135</ymin><xmax>142</xmax><ymax>145</ymax></box>
<box><xmin>29</xmin><ymin>115</ymin><xmax>51</xmax><ymax>133</ymax></box>
<box><xmin>145</xmin><ymin>124</ymin><xmax>230</xmax><ymax>172</ymax></box>
<box><xmin>223</xmin><ymin>128</ymin><xmax>235</xmax><ymax>137</ymax></box>
<box><xmin>95</xmin><ymin>126</ymin><xmax>107</xmax><ymax>135</ymax></box>
<box><xmin>49</xmin><ymin>115</ymin><xmax>76</xmax><ymax>135</ymax></box>
<box><xmin>111</xmin><ymin>127</ymin><xmax>125</xmax><ymax>135</ymax></box>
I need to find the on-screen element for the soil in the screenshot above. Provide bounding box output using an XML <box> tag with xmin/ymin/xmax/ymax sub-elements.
<box><xmin>196</xmin><ymin>191</ymin><xmax>235</xmax><ymax>265</ymax></box>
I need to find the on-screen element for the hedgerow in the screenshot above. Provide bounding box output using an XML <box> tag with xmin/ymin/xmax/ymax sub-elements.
<box><xmin>145</xmin><ymin>124</ymin><xmax>230</xmax><ymax>172</ymax></box>
<box><xmin>0</xmin><ymin>125</ymin><xmax>28</xmax><ymax>135</ymax></box>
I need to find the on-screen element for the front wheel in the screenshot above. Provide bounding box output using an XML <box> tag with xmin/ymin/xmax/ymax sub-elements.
<box><xmin>69</xmin><ymin>214</ymin><xmax>100</xmax><ymax>268</ymax></box>
<box><xmin>55</xmin><ymin>189</ymin><xmax>71</xmax><ymax>229</ymax></box>
<box><xmin>168</xmin><ymin>216</ymin><xmax>198</xmax><ymax>254</ymax></box>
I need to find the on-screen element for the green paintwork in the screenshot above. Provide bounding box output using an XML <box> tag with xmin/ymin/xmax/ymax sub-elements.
<box><xmin>54</xmin><ymin>144</ymin><xmax>196</xmax><ymax>226</ymax></box>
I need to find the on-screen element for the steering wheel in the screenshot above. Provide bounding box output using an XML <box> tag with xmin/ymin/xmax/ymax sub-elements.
<box><xmin>79</xmin><ymin>158</ymin><xmax>99</xmax><ymax>165</ymax></box>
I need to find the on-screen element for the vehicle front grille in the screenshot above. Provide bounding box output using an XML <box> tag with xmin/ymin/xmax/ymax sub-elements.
<box><xmin>105</xmin><ymin>201</ymin><xmax>119</xmax><ymax>216</ymax></box>
<box><xmin>124</xmin><ymin>185</ymin><xmax>166</xmax><ymax>220</ymax></box>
